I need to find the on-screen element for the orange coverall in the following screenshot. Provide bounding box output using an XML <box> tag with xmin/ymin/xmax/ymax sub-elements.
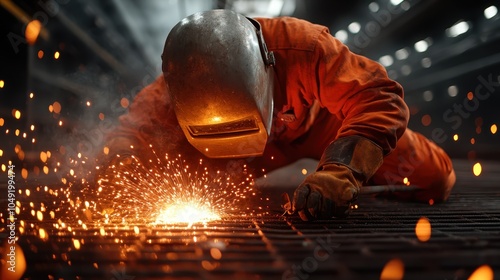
<box><xmin>108</xmin><ymin>17</ymin><xmax>456</xmax><ymax>203</ymax></box>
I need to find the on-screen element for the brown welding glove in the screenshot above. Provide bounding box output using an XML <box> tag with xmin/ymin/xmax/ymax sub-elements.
<box><xmin>292</xmin><ymin>136</ymin><xmax>384</xmax><ymax>220</ymax></box>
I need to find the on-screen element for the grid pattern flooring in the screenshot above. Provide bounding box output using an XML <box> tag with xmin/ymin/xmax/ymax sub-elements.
<box><xmin>3</xmin><ymin>159</ymin><xmax>500</xmax><ymax>280</ymax></box>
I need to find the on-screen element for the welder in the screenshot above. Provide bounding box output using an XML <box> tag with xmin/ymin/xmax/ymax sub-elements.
<box><xmin>100</xmin><ymin>9</ymin><xmax>456</xmax><ymax>221</ymax></box>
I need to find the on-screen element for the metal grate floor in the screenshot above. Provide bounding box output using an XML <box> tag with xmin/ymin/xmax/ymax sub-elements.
<box><xmin>3</xmin><ymin>159</ymin><xmax>500</xmax><ymax>280</ymax></box>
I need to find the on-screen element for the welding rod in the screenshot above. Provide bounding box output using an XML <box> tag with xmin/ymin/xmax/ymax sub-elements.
<box><xmin>359</xmin><ymin>184</ymin><xmax>419</xmax><ymax>194</ymax></box>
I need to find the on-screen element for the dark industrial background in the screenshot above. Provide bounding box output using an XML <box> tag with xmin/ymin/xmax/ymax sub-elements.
<box><xmin>1</xmin><ymin>0</ymin><xmax>499</xmax><ymax>164</ymax></box>
<box><xmin>1</xmin><ymin>0</ymin><xmax>499</xmax><ymax>279</ymax></box>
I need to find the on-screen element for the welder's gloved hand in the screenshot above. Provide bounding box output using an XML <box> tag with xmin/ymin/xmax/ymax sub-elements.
<box><xmin>292</xmin><ymin>136</ymin><xmax>384</xmax><ymax>221</ymax></box>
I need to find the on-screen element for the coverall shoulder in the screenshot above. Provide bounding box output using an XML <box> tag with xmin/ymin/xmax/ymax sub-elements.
<box><xmin>255</xmin><ymin>16</ymin><xmax>455</xmax><ymax>202</ymax></box>
<box><xmin>253</xmin><ymin>16</ymin><xmax>408</xmax><ymax>166</ymax></box>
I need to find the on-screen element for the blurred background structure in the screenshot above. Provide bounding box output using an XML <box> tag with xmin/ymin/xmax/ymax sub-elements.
<box><xmin>1</xmin><ymin>0</ymin><xmax>499</xmax><ymax>173</ymax></box>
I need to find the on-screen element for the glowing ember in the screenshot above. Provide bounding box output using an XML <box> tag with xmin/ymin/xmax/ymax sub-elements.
<box><xmin>13</xmin><ymin>109</ymin><xmax>21</xmax><ymax>119</ymax></box>
<box><xmin>155</xmin><ymin>199</ymin><xmax>221</xmax><ymax>225</ymax></box>
<box><xmin>473</xmin><ymin>162</ymin><xmax>482</xmax><ymax>176</ymax></box>
<box><xmin>73</xmin><ymin>239</ymin><xmax>81</xmax><ymax>250</ymax></box>
<box><xmin>25</xmin><ymin>19</ymin><xmax>42</xmax><ymax>45</ymax></box>
<box><xmin>415</xmin><ymin>216</ymin><xmax>431</xmax><ymax>242</ymax></box>
<box><xmin>53</xmin><ymin>101</ymin><xmax>61</xmax><ymax>114</ymax></box>
<box><xmin>380</xmin><ymin>258</ymin><xmax>404</xmax><ymax>280</ymax></box>
<box><xmin>468</xmin><ymin>264</ymin><xmax>494</xmax><ymax>280</ymax></box>
<box><xmin>403</xmin><ymin>177</ymin><xmax>410</xmax><ymax>185</ymax></box>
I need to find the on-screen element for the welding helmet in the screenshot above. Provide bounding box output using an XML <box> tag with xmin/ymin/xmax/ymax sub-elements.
<box><xmin>162</xmin><ymin>9</ymin><xmax>275</xmax><ymax>158</ymax></box>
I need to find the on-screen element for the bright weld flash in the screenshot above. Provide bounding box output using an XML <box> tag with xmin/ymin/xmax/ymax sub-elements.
<box><xmin>155</xmin><ymin>199</ymin><xmax>221</xmax><ymax>226</ymax></box>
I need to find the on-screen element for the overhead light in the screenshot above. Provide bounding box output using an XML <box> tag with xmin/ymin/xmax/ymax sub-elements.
<box><xmin>445</xmin><ymin>21</ymin><xmax>470</xmax><ymax>37</ymax></box>
<box><xmin>379</xmin><ymin>55</ymin><xmax>394</xmax><ymax>67</ymax></box>
<box><xmin>368</xmin><ymin>2</ymin><xmax>379</xmax><ymax>13</ymax></box>
<box><xmin>421</xmin><ymin>57</ymin><xmax>432</xmax><ymax>68</ymax></box>
<box><xmin>423</xmin><ymin>90</ymin><xmax>433</xmax><ymax>102</ymax></box>
<box><xmin>335</xmin><ymin>30</ymin><xmax>348</xmax><ymax>42</ymax></box>
<box><xmin>414</xmin><ymin>40</ymin><xmax>429</xmax><ymax>52</ymax></box>
<box><xmin>390</xmin><ymin>0</ymin><xmax>404</xmax><ymax>5</ymax></box>
<box><xmin>448</xmin><ymin>85</ymin><xmax>458</xmax><ymax>97</ymax></box>
<box><xmin>348</xmin><ymin>22</ymin><xmax>361</xmax><ymax>33</ymax></box>
<box><xmin>401</xmin><ymin>65</ymin><xmax>412</xmax><ymax>75</ymax></box>
<box><xmin>267</xmin><ymin>0</ymin><xmax>285</xmax><ymax>17</ymax></box>
<box><xmin>388</xmin><ymin>69</ymin><xmax>398</xmax><ymax>80</ymax></box>
<box><xmin>484</xmin><ymin>6</ymin><xmax>498</xmax><ymax>19</ymax></box>
<box><xmin>231</xmin><ymin>0</ymin><xmax>293</xmax><ymax>17</ymax></box>
<box><xmin>395</xmin><ymin>48</ymin><xmax>409</xmax><ymax>60</ymax></box>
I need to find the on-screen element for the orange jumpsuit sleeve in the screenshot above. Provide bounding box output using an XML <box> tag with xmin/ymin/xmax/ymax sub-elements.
<box><xmin>310</xmin><ymin>30</ymin><xmax>410</xmax><ymax>154</ymax></box>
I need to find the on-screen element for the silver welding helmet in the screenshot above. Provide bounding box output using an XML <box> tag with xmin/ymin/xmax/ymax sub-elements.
<box><xmin>162</xmin><ymin>9</ymin><xmax>275</xmax><ymax>158</ymax></box>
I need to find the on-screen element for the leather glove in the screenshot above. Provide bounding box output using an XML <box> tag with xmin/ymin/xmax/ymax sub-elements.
<box><xmin>292</xmin><ymin>136</ymin><xmax>384</xmax><ymax>221</ymax></box>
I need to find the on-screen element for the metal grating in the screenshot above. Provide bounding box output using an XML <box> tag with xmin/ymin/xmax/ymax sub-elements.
<box><xmin>4</xmin><ymin>159</ymin><xmax>500</xmax><ymax>280</ymax></box>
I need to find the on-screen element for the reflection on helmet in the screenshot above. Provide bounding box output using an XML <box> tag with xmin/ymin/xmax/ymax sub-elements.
<box><xmin>162</xmin><ymin>9</ymin><xmax>275</xmax><ymax>158</ymax></box>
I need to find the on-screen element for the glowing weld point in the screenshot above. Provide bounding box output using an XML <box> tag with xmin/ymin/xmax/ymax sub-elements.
<box><xmin>155</xmin><ymin>200</ymin><xmax>221</xmax><ymax>227</ymax></box>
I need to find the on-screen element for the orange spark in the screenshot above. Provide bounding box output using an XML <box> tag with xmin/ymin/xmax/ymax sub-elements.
<box><xmin>53</xmin><ymin>101</ymin><xmax>61</xmax><ymax>114</ymax></box>
<box><xmin>415</xmin><ymin>217</ymin><xmax>431</xmax><ymax>242</ymax></box>
<box><xmin>491</xmin><ymin>124</ymin><xmax>497</xmax><ymax>134</ymax></box>
<box><xmin>473</xmin><ymin>163</ymin><xmax>482</xmax><ymax>176</ymax></box>
<box><xmin>13</xmin><ymin>109</ymin><xmax>21</xmax><ymax>119</ymax></box>
<box><xmin>468</xmin><ymin>265</ymin><xmax>494</xmax><ymax>280</ymax></box>
<box><xmin>25</xmin><ymin>20</ymin><xmax>41</xmax><ymax>45</ymax></box>
<box><xmin>380</xmin><ymin>258</ymin><xmax>404</xmax><ymax>280</ymax></box>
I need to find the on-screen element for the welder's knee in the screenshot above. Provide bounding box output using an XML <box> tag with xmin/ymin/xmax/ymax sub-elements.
<box><xmin>414</xmin><ymin>165</ymin><xmax>456</xmax><ymax>203</ymax></box>
<box><xmin>371</xmin><ymin>129</ymin><xmax>456</xmax><ymax>203</ymax></box>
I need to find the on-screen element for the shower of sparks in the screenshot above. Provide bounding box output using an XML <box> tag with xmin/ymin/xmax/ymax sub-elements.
<box><xmin>89</xmin><ymin>145</ymin><xmax>255</xmax><ymax>225</ymax></box>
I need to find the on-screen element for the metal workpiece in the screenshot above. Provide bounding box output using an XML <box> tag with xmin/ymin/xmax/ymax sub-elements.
<box><xmin>6</xmin><ymin>159</ymin><xmax>500</xmax><ymax>280</ymax></box>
